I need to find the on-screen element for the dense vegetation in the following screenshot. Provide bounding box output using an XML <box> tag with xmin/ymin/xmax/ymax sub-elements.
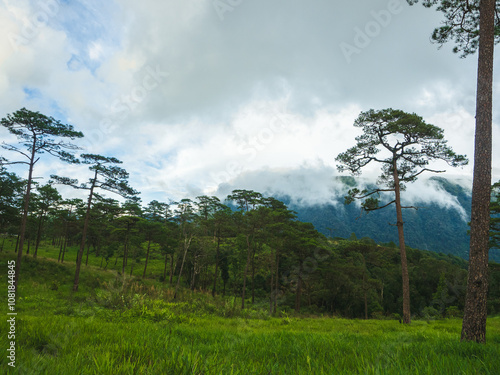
<box><xmin>2</xmin><ymin>108</ymin><xmax>500</xmax><ymax>372</ymax></box>
<box><xmin>1</xmin><ymin>174</ymin><xmax>500</xmax><ymax>318</ymax></box>
<box><xmin>290</xmin><ymin>176</ymin><xmax>478</xmax><ymax>261</ymax></box>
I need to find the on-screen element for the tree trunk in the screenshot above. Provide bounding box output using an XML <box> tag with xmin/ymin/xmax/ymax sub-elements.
<box><xmin>73</xmin><ymin>171</ymin><xmax>97</xmax><ymax>291</ymax></box>
<box><xmin>462</xmin><ymin>0</ymin><xmax>495</xmax><ymax>344</ymax></box>
<box><xmin>122</xmin><ymin>244</ymin><xmax>127</xmax><ymax>274</ymax></box>
<box><xmin>163</xmin><ymin>252</ymin><xmax>169</xmax><ymax>283</ymax></box>
<box><xmin>295</xmin><ymin>275</ymin><xmax>302</xmax><ymax>313</ymax></box>
<box><xmin>174</xmin><ymin>234</ymin><xmax>193</xmax><ymax>299</ymax></box>
<box><xmin>190</xmin><ymin>258</ymin><xmax>197</xmax><ymax>291</ymax></box>
<box><xmin>34</xmin><ymin>213</ymin><xmax>44</xmax><ymax>259</ymax></box>
<box><xmin>251</xmin><ymin>247</ymin><xmax>256</xmax><ymax>304</ymax></box>
<box><xmin>58</xmin><ymin>236</ymin><xmax>63</xmax><ymax>262</ymax></box>
<box><xmin>269</xmin><ymin>258</ymin><xmax>274</xmax><ymax>315</ymax></box>
<box><xmin>61</xmin><ymin>235</ymin><xmax>67</xmax><ymax>263</ymax></box>
<box><xmin>212</xmin><ymin>234</ymin><xmax>221</xmax><ymax>297</ymax></box>
<box><xmin>85</xmin><ymin>242</ymin><xmax>91</xmax><ymax>266</ymax></box>
<box><xmin>14</xmin><ymin>135</ymin><xmax>37</xmax><ymax>292</ymax></box>
<box><xmin>393</xmin><ymin>159</ymin><xmax>411</xmax><ymax>324</ymax></box>
<box><xmin>14</xmin><ymin>234</ymin><xmax>19</xmax><ymax>253</ymax></box>
<box><xmin>143</xmin><ymin>238</ymin><xmax>152</xmax><ymax>279</ymax></box>
<box><xmin>169</xmin><ymin>254</ymin><xmax>174</xmax><ymax>286</ymax></box>
<box><xmin>241</xmin><ymin>234</ymin><xmax>252</xmax><ymax>309</ymax></box>
<box><xmin>274</xmin><ymin>247</ymin><xmax>280</xmax><ymax>314</ymax></box>
<box><xmin>363</xmin><ymin>260</ymin><xmax>368</xmax><ymax>320</ymax></box>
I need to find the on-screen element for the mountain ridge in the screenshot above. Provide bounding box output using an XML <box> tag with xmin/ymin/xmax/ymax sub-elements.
<box><xmin>275</xmin><ymin>176</ymin><xmax>500</xmax><ymax>262</ymax></box>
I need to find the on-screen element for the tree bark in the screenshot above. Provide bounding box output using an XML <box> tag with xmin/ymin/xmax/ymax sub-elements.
<box><xmin>169</xmin><ymin>254</ymin><xmax>174</xmax><ymax>286</ymax></box>
<box><xmin>14</xmin><ymin>134</ymin><xmax>36</xmax><ymax>292</ymax></box>
<box><xmin>61</xmin><ymin>234</ymin><xmax>67</xmax><ymax>263</ymax></box>
<box><xmin>14</xmin><ymin>234</ymin><xmax>19</xmax><ymax>253</ymax></box>
<box><xmin>142</xmin><ymin>238</ymin><xmax>152</xmax><ymax>279</ymax></box>
<box><xmin>212</xmin><ymin>234</ymin><xmax>221</xmax><ymax>297</ymax></box>
<box><xmin>393</xmin><ymin>158</ymin><xmax>411</xmax><ymax>324</ymax></box>
<box><xmin>73</xmin><ymin>170</ymin><xmax>97</xmax><ymax>291</ymax></box>
<box><xmin>274</xmin><ymin>247</ymin><xmax>280</xmax><ymax>314</ymax></box>
<box><xmin>462</xmin><ymin>0</ymin><xmax>495</xmax><ymax>344</ymax></box>
<box><xmin>174</xmin><ymin>234</ymin><xmax>193</xmax><ymax>299</ymax></box>
<box><xmin>85</xmin><ymin>242</ymin><xmax>91</xmax><ymax>266</ymax></box>
<box><xmin>295</xmin><ymin>275</ymin><xmax>302</xmax><ymax>313</ymax></box>
<box><xmin>162</xmin><ymin>252</ymin><xmax>168</xmax><ymax>283</ymax></box>
<box><xmin>34</xmin><ymin>213</ymin><xmax>45</xmax><ymax>259</ymax></box>
<box><xmin>241</xmin><ymin>234</ymin><xmax>252</xmax><ymax>309</ymax></box>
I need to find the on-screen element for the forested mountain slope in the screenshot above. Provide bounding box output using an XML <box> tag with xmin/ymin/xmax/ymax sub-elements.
<box><xmin>281</xmin><ymin>177</ymin><xmax>500</xmax><ymax>262</ymax></box>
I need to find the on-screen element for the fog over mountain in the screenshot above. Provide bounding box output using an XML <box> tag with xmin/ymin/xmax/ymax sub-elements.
<box><xmin>213</xmin><ymin>166</ymin><xmax>484</xmax><ymax>261</ymax></box>
<box><xmin>214</xmin><ymin>164</ymin><xmax>470</xmax><ymax>214</ymax></box>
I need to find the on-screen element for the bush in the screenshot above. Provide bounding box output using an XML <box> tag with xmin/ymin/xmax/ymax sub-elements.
<box><xmin>445</xmin><ymin>306</ymin><xmax>462</xmax><ymax>318</ymax></box>
<box><xmin>421</xmin><ymin>306</ymin><xmax>440</xmax><ymax>320</ymax></box>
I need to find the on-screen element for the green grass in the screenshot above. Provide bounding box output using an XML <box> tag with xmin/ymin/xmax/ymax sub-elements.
<box><xmin>1</xmin><ymin>247</ymin><xmax>499</xmax><ymax>374</ymax></box>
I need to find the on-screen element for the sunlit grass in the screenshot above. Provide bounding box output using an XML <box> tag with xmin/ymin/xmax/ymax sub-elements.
<box><xmin>0</xmin><ymin>247</ymin><xmax>499</xmax><ymax>374</ymax></box>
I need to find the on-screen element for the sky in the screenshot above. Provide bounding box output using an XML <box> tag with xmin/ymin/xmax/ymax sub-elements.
<box><xmin>0</xmin><ymin>0</ymin><xmax>499</xmax><ymax>210</ymax></box>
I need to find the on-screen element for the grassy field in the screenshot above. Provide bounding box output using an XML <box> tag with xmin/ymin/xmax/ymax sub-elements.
<box><xmin>1</xmin><ymin>246</ymin><xmax>499</xmax><ymax>374</ymax></box>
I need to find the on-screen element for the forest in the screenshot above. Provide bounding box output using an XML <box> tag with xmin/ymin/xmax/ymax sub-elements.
<box><xmin>1</xmin><ymin>107</ymin><xmax>500</xmax><ymax>373</ymax></box>
<box><xmin>0</xmin><ymin>108</ymin><xmax>499</xmax><ymax>321</ymax></box>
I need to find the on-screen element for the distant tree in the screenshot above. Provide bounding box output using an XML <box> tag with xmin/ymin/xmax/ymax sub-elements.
<box><xmin>31</xmin><ymin>183</ymin><xmax>62</xmax><ymax>258</ymax></box>
<box><xmin>336</xmin><ymin>108</ymin><xmax>468</xmax><ymax>323</ymax></box>
<box><xmin>145</xmin><ymin>200</ymin><xmax>171</xmax><ymax>222</ymax></box>
<box><xmin>0</xmin><ymin>167</ymin><xmax>24</xmax><ymax>242</ymax></box>
<box><xmin>490</xmin><ymin>181</ymin><xmax>500</xmax><ymax>249</ymax></box>
<box><xmin>173</xmin><ymin>198</ymin><xmax>197</xmax><ymax>299</ymax></box>
<box><xmin>407</xmin><ymin>0</ymin><xmax>498</xmax><ymax>344</ymax></box>
<box><xmin>56</xmin><ymin>198</ymin><xmax>83</xmax><ymax>263</ymax></box>
<box><xmin>227</xmin><ymin>189</ymin><xmax>264</xmax><ymax>309</ymax></box>
<box><xmin>51</xmin><ymin>154</ymin><xmax>137</xmax><ymax>291</ymax></box>
<box><xmin>195</xmin><ymin>195</ymin><xmax>231</xmax><ymax>297</ymax></box>
<box><xmin>137</xmin><ymin>219</ymin><xmax>163</xmax><ymax>279</ymax></box>
<box><xmin>1</xmin><ymin>108</ymin><xmax>83</xmax><ymax>291</ymax></box>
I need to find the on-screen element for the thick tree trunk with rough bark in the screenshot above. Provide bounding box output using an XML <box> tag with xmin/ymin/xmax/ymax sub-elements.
<box><xmin>462</xmin><ymin>0</ymin><xmax>495</xmax><ymax>344</ymax></box>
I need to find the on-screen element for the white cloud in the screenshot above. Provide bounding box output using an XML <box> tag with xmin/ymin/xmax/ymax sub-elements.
<box><xmin>0</xmin><ymin>0</ymin><xmax>498</xmax><ymax>206</ymax></box>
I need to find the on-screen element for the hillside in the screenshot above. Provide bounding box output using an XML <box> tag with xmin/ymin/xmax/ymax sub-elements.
<box><xmin>280</xmin><ymin>177</ymin><xmax>500</xmax><ymax>262</ymax></box>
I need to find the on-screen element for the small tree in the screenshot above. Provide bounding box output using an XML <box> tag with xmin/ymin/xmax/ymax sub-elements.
<box><xmin>51</xmin><ymin>154</ymin><xmax>137</xmax><ymax>291</ymax></box>
<box><xmin>1</xmin><ymin>108</ymin><xmax>83</xmax><ymax>291</ymax></box>
<box><xmin>336</xmin><ymin>108</ymin><xmax>468</xmax><ymax>324</ymax></box>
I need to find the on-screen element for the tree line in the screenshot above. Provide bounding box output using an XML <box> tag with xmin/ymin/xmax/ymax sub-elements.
<box><xmin>2</xmin><ymin>166</ymin><xmax>499</xmax><ymax>319</ymax></box>
<box><xmin>1</xmin><ymin>106</ymin><xmax>499</xmax><ymax>325</ymax></box>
